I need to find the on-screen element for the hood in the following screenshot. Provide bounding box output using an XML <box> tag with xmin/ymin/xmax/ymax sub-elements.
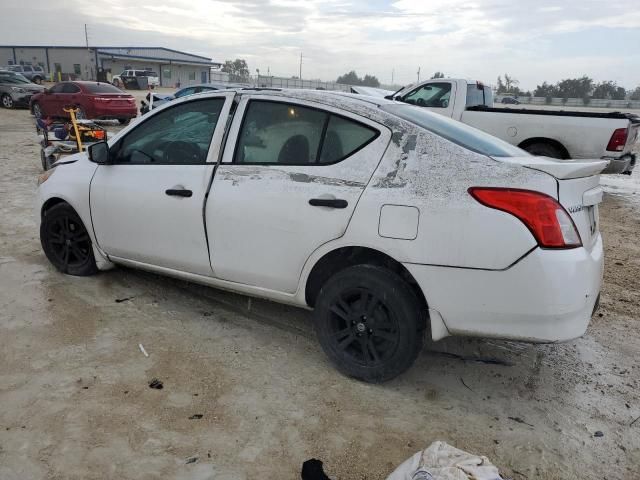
<box><xmin>492</xmin><ymin>156</ymin><xmax>609</xmax><ymax>179</ymax></box>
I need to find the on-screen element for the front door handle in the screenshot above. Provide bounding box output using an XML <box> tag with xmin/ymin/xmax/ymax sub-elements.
<box><xmin>165</xmin><ymin>188</ymin><xmax>192</xmax><ymax>198</ymax></box>
<box><xmin>309</xmin><ymin>198</ymin><xmax>348</xmax><ymax>209</ymax></box>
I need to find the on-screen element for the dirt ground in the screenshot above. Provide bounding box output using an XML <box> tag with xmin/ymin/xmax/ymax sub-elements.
<box><xmin>0</xmin><ymin>103</ymin><xmax>639</xmax><ymax>480</ymax></box>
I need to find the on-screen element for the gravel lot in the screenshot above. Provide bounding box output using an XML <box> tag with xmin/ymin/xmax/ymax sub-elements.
<box><xmin>0</xmin><ymin>103</ymin><xmax>639</xmax><ymax>480</ymax></box>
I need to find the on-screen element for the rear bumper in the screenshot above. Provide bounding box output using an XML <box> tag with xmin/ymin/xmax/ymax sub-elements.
<box><xmin>601</xmin><ymin>153</ymin><xmax>636</xmax><ymax>174</ymax></box>
<box><xmin>406</xmin><ymin>234</ymin><xmax>604</xmax><ymax>343</ymax></box>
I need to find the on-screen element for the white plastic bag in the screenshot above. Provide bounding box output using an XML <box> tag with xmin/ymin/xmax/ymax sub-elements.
<box><xmin>386</xmin><ymin>441</ymin><xmax>503</xmax><ymax>480</ymax></box>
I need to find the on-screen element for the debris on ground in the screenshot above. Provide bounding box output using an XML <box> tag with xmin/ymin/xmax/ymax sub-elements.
<box><xmin>301</xmin><ymin>458</ymin><xmax>333</xmax><ymax>480</ymax></box>
<box><xmin>507</xmin><ymin>417</ymin><xmax>535</xmax><ymax>428</ymax></box>
<box><xmin>188</xmin><ymin>414</ymin><xmax>203</xmax><ymax>420</ymax></box>
<box><xmin>386</xmin><ymin>441</ymin><xmax>503</xmax><ymax>480</ymax></box>
<box><xmin>115</xmin><ymin>297</ymin><xmax>134</xmax><ymax>303</ymax></box>
<box><xmin>148</xmin><ymin>378</ymin><xmax>163</xmax><ymax>390</ymax></box>
<box><xmin>185</xmin><ymin>456</ymin><xmax>198</xmax><ymax>464</ymax></box>
<box><xmin>138</xmin><ymin>343</ymin><xmax>149</xmax><ymax>357</ymax></box>
<box><xmin>594</xmin><ymin>431</ymin><xmax>604</xmax><ymax>438</ymax></box>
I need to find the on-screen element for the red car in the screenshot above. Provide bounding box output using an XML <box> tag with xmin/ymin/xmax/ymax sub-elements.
<box><xmin>30</xmin><ymin>81</ymin><xmax>137</xmax><ymax>125</ymax></box>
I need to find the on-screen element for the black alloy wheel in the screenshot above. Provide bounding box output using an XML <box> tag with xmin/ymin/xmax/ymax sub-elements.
<box><xmin>40</xmin><ymin>203</ymin><xmax>98</xmax><ymax>276</ymax></box>
<box><xmin>314</xmin><ymin>265</ymin><xmax>424</xmax><ymax>383</ymax></box>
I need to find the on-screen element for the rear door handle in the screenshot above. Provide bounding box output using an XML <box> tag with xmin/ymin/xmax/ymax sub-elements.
<box><xmin>165</xmin><ymin>188</ymin><xmax>192</xmax><ymax>198</ymax></box>
<box><xmin>309</xmin><ymin>198</ymin><xmax>348</xmax><ymax>209</ymax></box>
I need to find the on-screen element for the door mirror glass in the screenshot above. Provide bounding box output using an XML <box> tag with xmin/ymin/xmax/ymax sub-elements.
<box><xmin>88</xmin><ymin>141</ymin><xmax>110</xmax><ymax>164</ymax></box>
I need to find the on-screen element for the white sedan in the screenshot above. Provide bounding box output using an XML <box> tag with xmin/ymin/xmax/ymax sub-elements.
<box><xmin>36</xmin><ymin>89</ymin><xmax>606</xmax><ymax>382</ymax></box>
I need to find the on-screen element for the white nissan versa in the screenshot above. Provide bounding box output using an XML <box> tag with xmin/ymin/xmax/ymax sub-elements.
<box><xmin>36</xmin><ymin>89</ymin><xmax>606</xmax><ymax>382</ymax></box>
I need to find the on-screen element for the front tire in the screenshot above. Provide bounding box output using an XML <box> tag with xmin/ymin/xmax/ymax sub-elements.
<box><xmin>117</xmin><ymin>117</ymin><xmax>131</xmax><ymax>125</ymax></box>
<box><xmin>314</xmin><ymin>265</ymin><xmax>424</xmax><ymax>383</ymax></box>
<box><xmin>32</xmin><ymin>101</ymin><xmax>43</xmax><ymax>117</ymax></box>
<box><xmin>33</xmin><ymin>76</ymin><xmax>43</xmax><ymax>84</ymax></box>
<box><xmin>40</xmin><ymin>203</ymin><xmax>98</xmax><ymax>276</ymax></box>
<box><xmin>1</xmin><ymin>94</ymin><xmax>14</xmax><ymax>109</ymax></box>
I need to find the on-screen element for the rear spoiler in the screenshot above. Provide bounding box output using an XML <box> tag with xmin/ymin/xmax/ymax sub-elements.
<box><xmin>494</xmin><ymin>156</ymin><xmax>609</xmax><ymax>179</ymax></box>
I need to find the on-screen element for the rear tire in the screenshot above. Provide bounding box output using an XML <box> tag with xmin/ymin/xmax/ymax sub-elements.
<box><xmin>40</xmin><ymin>203</ymin><xmax>98</xmax><ymax>276</ymax></box>
<box><xmin>1</xmin><ymin>93</ymin><xmax>14</xmax><ymax>109</ymax></box>
<box><xmin>117</xmin><ymin>117</ymin><xmax>131</xmax><ymax>125</ymax></box>
<box><xmin>314</xmin><ymin>265</ymin><xmax>424</xmax><ymax>383</ymax></box>
<box><xmin>523</xmin><ymin>142</ymin><xmax>564</xmax><ymax>159</ymax></box>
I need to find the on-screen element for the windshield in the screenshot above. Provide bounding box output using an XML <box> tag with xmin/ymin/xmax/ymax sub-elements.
<box><xmin>381</xmin><ymin>104</ymin><xmax>528</xmax><ymax>157</ymax></box>
<box><xmin>0</xmin><ymin>72</ymin><xmax>31</xmax><ymax>85</ymax></box>
<box><xmin>85</xmin><ymin>82</ymin><xmax>125</xmax><ymax>94</ymax></box>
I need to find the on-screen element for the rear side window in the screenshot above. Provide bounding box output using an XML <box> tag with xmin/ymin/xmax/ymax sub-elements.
<box><xmin>381</xmin><ymin>104</ymin><xmax>527</xmax><ymax>157</ymax></box>
<box><xmin>235</xmin><ymin>100</ymin><xmax>378</xmax><ymax>165</ymax></box>
<box><xmin>85</xmin><ymin>82</ymin><xmax>124</xmax><ymax>94</ymax></box>
<box><xmin>466</xmin><ymin>84</ymin><xmax>493</xmax><ymax>107</ymax></box>
<box><xmin>61</xmin><ymin>83</ymin><xmax>81</xmax><ymax>93</ymax></box>
<box><xmin>319</xmin><ymin>115</ymin><xmax>377</xmax><ymax>164</ymax></box>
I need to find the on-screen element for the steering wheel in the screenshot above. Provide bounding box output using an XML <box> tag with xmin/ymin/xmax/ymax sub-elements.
<box><xmin>441</xmin><ymin>99</ymin><xmax>449</xmax><ymax>108</ymax></box>
<box><xmin>416</xmin><ymin>98</ymin><xmax>427</xmax><ymax>106</ymax></box>
<box><xmin>163</xmin><ymin>141</ymin><xmax>202</xmax><ymax>164</ymax></box>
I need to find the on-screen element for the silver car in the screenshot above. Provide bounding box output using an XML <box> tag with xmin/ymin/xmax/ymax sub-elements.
<box><xmin>2</xmin><ymin>64</ymin><xmax>48</xmax><ymax>84</ymax></box>
<box><xmin>0</xmin><ymin>70</ymin><xmax>45</xmax><ymax>109</ymax></box>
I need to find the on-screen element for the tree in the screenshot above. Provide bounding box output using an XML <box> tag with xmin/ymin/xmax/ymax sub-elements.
<box><xmin>504</xmin><ymin>74</ymin><xmax>519</xmax><ymax>93</ymax></box>
<box><xmin>631</xmin><ymin>86</ymin><xmax>640</xmax><ymax>101</ymax></box>
<box><xmin>555</xmin><ymin>76</ymin><xmax>593</xmax><ymax>99</ymax></box>
<box><xmin>592</xmin><ymin>81</ymin><xmax>626</xmax><ymax>100</ymax></box>
<box><xmin>534</xmin><ymin>81</ymin><xmax>558</xmax><ymax>97</ymax></box>
<box><xmin>431</xmin><ymin>71</ymin><xmax>445</xmax><ymax>79</ymax></box>
<box><xmin>222</xmin><ymin>59</ymin><xmax>250</xmax><ymax>82</ymax></box>
<box><xmin>496</xmin><ymin>76</ymin><xmax>506</xmax><ymax>94</ymax></box>
<box><xmin>336</xmin><ymin>71</ymin><xmax>380</xmax><ymax>87</ymax></box>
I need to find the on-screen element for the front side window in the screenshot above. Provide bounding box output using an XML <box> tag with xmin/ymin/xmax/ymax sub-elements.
<box><xmin>23</xmin><ymin>65</ymin><xmax>33</xmax><ymax>72</ymax></box>
<box><xmin>402</xmin><ymin>82</ymin><xmax>452</xmax><ymax>108</ymax></box>
<box><xmin>111</xmin><ymin>98</ymin><xmax>225</xmax><ymax>165</ymax></box>
<box><xmin>235</xmin><ymin>100</ymin><xmax>379</xmax><ymax>165</ymax></box>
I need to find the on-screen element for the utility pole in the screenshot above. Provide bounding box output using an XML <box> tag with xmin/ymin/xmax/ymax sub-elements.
<box><xmin>417</xmin><ymin>67</ymin><xmax>420</xmax><ymax>83</ymax></box>
<box><xmin>392</xmin><ymin>68</ymin><xmax>394</xmax><ymax>85</ymax></box>
<box><xmin>299</xmin><ymin>52</ymin><xmax>302</xmax><ymax>80</ymax></box>
<box><xmin>84</xmin><ymin>24</ymin><xmax>89</xmax><ymax>49</ymax></box>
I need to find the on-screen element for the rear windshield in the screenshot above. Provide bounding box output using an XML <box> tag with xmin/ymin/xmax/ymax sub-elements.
<box><xmin>381</xmin><ymin>104</ymin><xmax>527</xmax><ymax>157</ymax></box>
<box><xmin>0</xmin><ymin>72</ymin><xmax>31</xmax><ymax>84</ymax></box>
<box><xmin>85</xmin><ymin>82</ymin><xmax>125</xmax><ymax>94</ymax></box>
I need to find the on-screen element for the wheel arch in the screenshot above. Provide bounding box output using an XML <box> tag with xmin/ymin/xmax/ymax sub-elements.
<box><xmin>304</xmin><ymin>246</ymin><xmax>428</xmax><ymax>312</ymax></box>
<box><xmin>518</xmin><ymin>137</ymin><xmax>570</xmax><ymax>159</ymax></box>
<box><xmin>41</xmin><ymin>197</ymin><xmax>69</xmax><ymax>218</ymax></box>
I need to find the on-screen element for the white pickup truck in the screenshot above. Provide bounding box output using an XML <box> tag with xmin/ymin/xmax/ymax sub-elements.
<box><xmin>387</xmin><ymin>79</ymin><xmax>639</xmax><ymax>174</ymax></box>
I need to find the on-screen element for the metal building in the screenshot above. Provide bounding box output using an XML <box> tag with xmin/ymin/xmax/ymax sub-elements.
<box><xmin>0</xmin><ymin>45</ymin><xmax>220</xmax><ymax>87</ymax></box>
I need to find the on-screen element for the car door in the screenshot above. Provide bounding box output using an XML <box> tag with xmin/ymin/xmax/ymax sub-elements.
<box><xmin>206</xmin><ymin>95</ymin><xmax>391</xmax><ymax>293</ymax></box>
<box><xmin>58</xmin><ymin>82</ymin><xmax>82</xmax><ymax>116</ymax></box>
<box><xmin>90</xmin><ymin>93</ymin><xmax>235</xmax><ymax>275</ymax></box>
<box><xmin>42</xmin><ymin>82</ymin><xmax>66</xmax><ymax>115</ymax></box>
<box><xmin>400</xmin><ymin>81</ymin><xmax>457</xmax><ymax>118</ymax></box>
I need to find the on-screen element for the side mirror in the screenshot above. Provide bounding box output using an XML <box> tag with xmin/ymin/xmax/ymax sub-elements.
<box><xmin>88</xmin><ymin>141</ymin><xmax>110</xmax><ymax>164</ymax></box>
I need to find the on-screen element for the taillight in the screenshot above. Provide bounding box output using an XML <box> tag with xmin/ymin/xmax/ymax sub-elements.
<box><xmin>468</xmin><ymin>187</ymin><xmax>582</xmax><ymax>249</ymax></box>
<box><xmin>606</xmin><ymin>128</ymin><xmax>628</xmax><ymax>151</ymax></box>
<box><xmin>93</xmin><ymin>97</ymin><xmax>111</xmax><ymax>102</ymax></box>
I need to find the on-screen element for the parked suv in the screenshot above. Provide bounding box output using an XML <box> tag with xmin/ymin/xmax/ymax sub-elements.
<box><xmin>112</xmin><ymin>70</ymin><xmax>160</xmax><ymax>88</ymax></box>
<box><xmin>0</xmin><ymin>70</ymin><xmax>45</xmax><ymax>108</ymax></box>
<box><xmin>3</xmin><ymin>65</ymin><xmax>47</xmax><ymax>84</ymax></box>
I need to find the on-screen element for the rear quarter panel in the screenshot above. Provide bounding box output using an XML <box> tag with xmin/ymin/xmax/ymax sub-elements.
<box><xmin>339</xmin><ymin>120</ymin><xmax>559</xmax><ymax>270</ymax></box>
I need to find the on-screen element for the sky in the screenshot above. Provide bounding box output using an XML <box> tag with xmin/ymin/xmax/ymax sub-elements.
<box><xmin>2</xmin><ymin>0</ymin><xmax>639</xmax><ymax>90</ymax></box>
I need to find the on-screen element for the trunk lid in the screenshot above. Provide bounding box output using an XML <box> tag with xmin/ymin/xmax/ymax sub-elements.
<box><xmin>493</xmin><ymin>155</ymin><xmax>606</xmax><ymax>250</ymax></box>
